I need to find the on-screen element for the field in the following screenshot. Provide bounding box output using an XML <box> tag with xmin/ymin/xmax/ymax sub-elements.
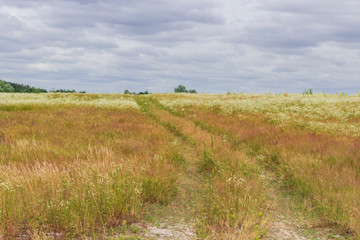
<box><xmin>0</xmin><ymin>93</ymin><xmax>359</xmax><ymax>239</ymax></box>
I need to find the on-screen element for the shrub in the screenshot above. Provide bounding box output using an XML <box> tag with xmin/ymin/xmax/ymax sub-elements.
<box><xmin>174</xmin><ymin>85</ymin><xmax>197</xmax><ymax>93</ymax></box>
<box><xmin>303</xmin><ymin>88</ymin><xmax>313</xmax><ymax>95</ymax></box>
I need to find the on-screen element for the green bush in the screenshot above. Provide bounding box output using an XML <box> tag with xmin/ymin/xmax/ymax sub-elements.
<box><xmin>174</xmin><ymin>85</ymin><xmax>197</xmax><ymax>93</ymax></box>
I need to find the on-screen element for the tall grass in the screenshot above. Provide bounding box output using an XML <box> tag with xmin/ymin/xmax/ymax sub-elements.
<box><xmin>0</xmin><ymin>93</ymin><xmax>138</xmax><ymax>110</ymax></box>
<box><xmin>157</xmin><ymin>93</ymin><xmax>360</xmax><ymax>137</ymax></box>
<box><xmin>0</xmin><ymin>102</ymin><xmax>179</xmax><ymax>238</ymax></box>
<box><xmin>161</xmin><ymin>95</ymin><xmax>360</xmax><ymax>236</ymax></box>
<box><xmin>1</xmin><ymin>93</ymin><xmax>359</xmax><ymax>239</ymax></box>
<box><xmin>137</xmin><ymin>96</ymin><xmax>270</xmax><ymax>239</ymax></box>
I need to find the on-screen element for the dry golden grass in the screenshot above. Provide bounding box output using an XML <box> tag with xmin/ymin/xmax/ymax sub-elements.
<box><xmin>0</xmin><ymin>100</ymin><xmax>180</xmax><ymax>238</ymax></box>
<box><xmin>139</xmin><ymin>100</ymin><xmax>269</xmax><ymax>239</ymax></box>
<box><xmin>158</xmin><ymin>93</ymin><xmax>360</xmax><ymax>237</ymax></box>
<box><xmin>158</xmin><ymin>93</ymin><xmax>360</xmax><ymax>137</ymax></box>
<box><xmin>1</xmin><ymin>93</ymin><xmax>359</xmax><ymax>239</ymax></box>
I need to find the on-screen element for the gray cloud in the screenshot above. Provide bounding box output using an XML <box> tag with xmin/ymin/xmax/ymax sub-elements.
<box><xmin>0</xmin><ymin>0</ymin><xmax>359</xmax><ymax>93</ymax></box>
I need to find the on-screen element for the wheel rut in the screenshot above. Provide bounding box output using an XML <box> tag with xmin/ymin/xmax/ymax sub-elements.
<box><xmin>131</xmin><ymin>96</ymin><xmax>206</xmax><ymax>239</ymax></box>
<box><xmin>130</xmin><ymin>96</ymin><xmax>345</xmax><ymax>239</ymax></box>
<box><xmin>152</xmin><ymin>98</ymin><xmax>345</xmax><ymax>240</ymax></box>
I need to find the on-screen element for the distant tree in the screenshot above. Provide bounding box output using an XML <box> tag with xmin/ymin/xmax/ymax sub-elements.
<box><xmin>124</xmin><ymin>89</ymin><xmax>130</xmax><ymax>94</ymax></box>
<box><xmin>0</xmin><ymin>80</ymin><xmax>47</xmax><ymax>93</ymax></box>
<box><xmin>174</xmin><ymin>85</ymin><xmax>187</xmax><ymax>93</ymax></box>
<box><xmin>54</xmin><ymin>89</ymin><xmax>76</xmax><ymax>93</ymax></box>
<box><xmin>0</xmin><ymin>81</ymin><xmax>15</xmax><ymax>92</ymax></box>
<box><xmin>174</xmin><ymin>85</ymin><xmax>197</xmax><ymax>93</ymax></box>
<box><xmin>303</xmin><ymin>88</ymin><xmax>313</xmax><ymax>95</ymax></box>
<box><xmin>137</xmin><ymin>90</ymin><xmax>150</xmax><ymax>95</ymax></box>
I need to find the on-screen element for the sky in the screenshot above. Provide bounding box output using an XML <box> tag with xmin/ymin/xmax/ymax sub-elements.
<box><xmin>1</xmin><ymin>0</ymin><xmax>360</xmax><ymax>93</ymax></box>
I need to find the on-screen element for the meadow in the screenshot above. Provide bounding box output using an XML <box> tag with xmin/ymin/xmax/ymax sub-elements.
<box><xmin>0</xmin><ymin>93</ymin><xmax>359</xmax><ymax>239</ymax></box>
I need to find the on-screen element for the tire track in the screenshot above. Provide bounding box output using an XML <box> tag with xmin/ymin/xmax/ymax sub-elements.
<box><xmin>153</xmin><ymin>98</ymin><xmax>344</xmax><ymax>240</ymax></box>
<box><xmin>136</xmin><ymin>96</ymin><xmax>270</xmax><ymax>239</ymax></box>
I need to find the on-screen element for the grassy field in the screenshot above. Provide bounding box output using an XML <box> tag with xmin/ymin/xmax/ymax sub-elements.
<box><xmin>0</xmin><ymin>93</ymin><xmax>359</xmax><ymax>239</ymax></box>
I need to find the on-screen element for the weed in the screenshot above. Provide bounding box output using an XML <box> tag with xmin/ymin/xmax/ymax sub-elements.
<box><xmin>200</xmin><ymin>140</ymin><xmax>216</xmax><ymax>174</ymax></box>
<box><xmin>303</xmin><ymin>88</ymin><xmax>313</xmax><ymax>95</ymax></box>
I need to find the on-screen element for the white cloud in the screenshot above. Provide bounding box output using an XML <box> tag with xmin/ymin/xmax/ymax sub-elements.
<box><xmin>27</xmin><ymin>62</ymin><xmax>59</xmax><ymax>72</ymax></box>
<box><xmin>0</xmin><ymin>0</ymin><xmax>359</xmax><ymax>93</ymax></box>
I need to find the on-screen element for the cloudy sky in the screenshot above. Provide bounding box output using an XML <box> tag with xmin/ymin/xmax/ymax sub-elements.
<box><xmin>1</xmin><ymin>0</ymin><xmax>360</xmax><ymax>93</ymax></box>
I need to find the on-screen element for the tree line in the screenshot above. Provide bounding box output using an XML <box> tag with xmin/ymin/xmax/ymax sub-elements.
<box><xmin>124</xmin><ymin>85</ymin><xmax>197</xmax><ymax>94</ymax></box>
<box><xmin>174</xmin><ymin>85</ymin><xmax>197</xmax><ymax>93</ymax></box>
<box><xmin>1</xmin><ymin>80</ymin><xmax>197</xmax><ymax>94</ymax></box>
<box><xmin>0</xmin><ymin>80</ymin><xmax>86</xmax><ymax>93</ymax></box>
<box><xmin>0</xmin><ymin>80</ymin><xmax>47</xmax><ymax>93</ymax></box>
